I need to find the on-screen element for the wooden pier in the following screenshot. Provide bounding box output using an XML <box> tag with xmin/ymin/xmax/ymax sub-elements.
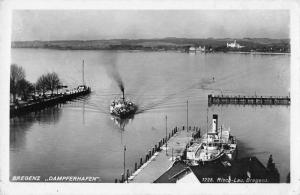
<box><xmin>208</xmin><ymin>94</ymin><xmax>290</xmax><ymax>106</ymax></box>
<box><xmin>10</xmin><ymin>86</ymin><xmax>91</xmax><ymax>117</ymax></box>
<box><xmin>115</xmin><ymin>126</ymin><xmax>201</xmax><ymax>183</ymax></box>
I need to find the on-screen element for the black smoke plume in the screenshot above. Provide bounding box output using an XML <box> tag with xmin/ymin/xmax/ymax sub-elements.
<box><xmin>111</xmin><ymin>66</ymin><xmax>124</xmax><ymax>93</ymax></box>
<box><xmin>102</xmin><ymin>52</ymin><xmax>125</xmax><ymax>94</ymax></box>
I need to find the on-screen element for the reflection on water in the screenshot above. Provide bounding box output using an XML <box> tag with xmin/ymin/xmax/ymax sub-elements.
<box><xmin>10</xmin><ymin>106</ymin><xmax>62</xmax><ymax>150</ymax></box>
<box><xmin>110</xmin><ymin>115</ymin><xmax>135</xmax><ymax>130</ymax></box>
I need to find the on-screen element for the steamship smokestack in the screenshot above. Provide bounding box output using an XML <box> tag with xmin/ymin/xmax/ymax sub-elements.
<box><xmin>121</xmin><ymin>87</ymin><xmax>125</xmax><ymax>101</ymax></box>
<box><xmin>212</xmin><ymin>114</ymin><xmax>218</xmax><ymax>133</ymax></box>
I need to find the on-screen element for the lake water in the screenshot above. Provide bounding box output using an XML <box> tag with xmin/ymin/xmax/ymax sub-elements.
<box><xmin>10</xmin><ymin>49</ymin><xmax>290</xmax><ymax>182</ymax></box>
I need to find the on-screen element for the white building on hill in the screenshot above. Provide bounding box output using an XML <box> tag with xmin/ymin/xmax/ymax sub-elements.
<box><xmin>227</xmin><ymin>40</ymin><xmax>245</xmax><ymax>48</ymax></box>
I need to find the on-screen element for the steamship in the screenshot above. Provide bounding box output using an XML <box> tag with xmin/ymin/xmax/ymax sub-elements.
<box><xmin>186</xmin><ymin>114</ymin><xmax>237</xmax><ymax>165</ymax></box>
<box><xmin>110</xmin><ymin>89</ymin><xmax>137</xmax><ymax>119</ymax></box>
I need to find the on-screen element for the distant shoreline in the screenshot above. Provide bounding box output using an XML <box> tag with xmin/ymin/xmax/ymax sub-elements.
<box><xmin>226</xmin><ymin>51</ymin><xmax>290</xmax><ymax>55</ymax></box>
<box><xmin>11</xmin><ymin>38</ymin><xmax>290</xmax><ymax>54</ymax></box>
<box><xmin>12</xmin><ymin>47</ymin><xmax>290</xmax><ymax>55</ymax></box>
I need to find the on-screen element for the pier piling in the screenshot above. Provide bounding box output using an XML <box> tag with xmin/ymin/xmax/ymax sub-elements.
<box><xmin>134</xmin><ymin>162</ymin><xmax>137</xmax><ymax>171</ymax></box>
<box><xmin>121</xmin><ymin>174</ymin><xmax>124</xmax><ymax>183</ymax></box>
<box><xmin>127</xmin><ymin>169</ymin><xmax>130</xmax><ymax>181</ymax></box>
<box><xmin>208</xmin><ymin>94</ymin><xmax>290</xmax><ymax>106</ymax></box>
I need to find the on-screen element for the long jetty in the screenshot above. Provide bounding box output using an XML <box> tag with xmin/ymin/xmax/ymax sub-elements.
<box><xmin>10</xmin><ymin>87</ymin><xmax>91</xmax><ymax>117</ymax></box>
<box><xmin>115</xmin><ymin>126</ymin><xmax>201</xmax><ymax>183</ymax></box>
<box><xmin>208</xmin><ymin>94</ymin><xmax>290</xmax><ymax>106</ymax></box>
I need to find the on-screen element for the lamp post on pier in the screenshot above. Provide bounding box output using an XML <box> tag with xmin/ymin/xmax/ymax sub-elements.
<box><xmin>187</xmin><ymin>100</ymin><xmax>189</xmax><ymax>131</ymax></box>
<box><xmin>123</xmin><ymin>145</ymin><xmax>126</xmax><ymax>182</ymax></box>
<box><xmin>165</xmin><ymin>115</ymin><xmax>168</xmax><ymax>155</ymax></box>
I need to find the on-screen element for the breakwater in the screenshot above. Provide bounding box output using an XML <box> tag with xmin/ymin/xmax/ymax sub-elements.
<box><xmin>208</xmin><ymin>94</ymin><xmax>290</xmax><ymax>106</ymax></box>
<box><xmin>10</xmin><ymin>87</ymin><xmax>91</xmax><ymax>117</ymax></box>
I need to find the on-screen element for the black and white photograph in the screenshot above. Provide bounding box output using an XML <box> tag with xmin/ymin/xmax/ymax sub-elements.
<box><xmin>1</xmin><ymin>0</ymin><xmax>300</xmax><ymax>194</ymax></box>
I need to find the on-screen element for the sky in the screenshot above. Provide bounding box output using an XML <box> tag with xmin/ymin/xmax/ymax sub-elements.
<box><xmin>12</xmin><ymin>10</ymin><xmax>289</xmax><ymax>41</ymax></box>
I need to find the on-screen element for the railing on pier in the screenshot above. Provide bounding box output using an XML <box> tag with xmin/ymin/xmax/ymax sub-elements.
<box><xmin>208</xmin><ymin>94</ymin><xmax>290</xmax><ymax>106</ymax></box>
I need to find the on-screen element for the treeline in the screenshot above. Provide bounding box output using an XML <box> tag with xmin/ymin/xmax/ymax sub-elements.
<box><xmin>10</xmin><ymin>64</ymin><xmax>62</xmax><ymax>103</ymax></box>
<box><xmin>11</xmin><ymin>38</ymin><xmax>290</xmax><ymax>53</ymax></box>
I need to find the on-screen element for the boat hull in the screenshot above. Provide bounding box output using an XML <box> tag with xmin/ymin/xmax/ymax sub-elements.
<box><xmin>110</xmin><ymin>102</ymin><xmax>138</xmax><ymax>119</ymax></box>
<box><xmin>110</xmin><ymin>109</ymin><xmax>137</xmax><ymax>119</ymax></box>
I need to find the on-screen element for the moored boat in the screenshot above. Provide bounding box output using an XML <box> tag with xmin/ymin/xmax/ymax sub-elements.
<box><xmin>186</xmin><ymin>114</ymin><xmax>237</xmax><ymax>165</ymax></box>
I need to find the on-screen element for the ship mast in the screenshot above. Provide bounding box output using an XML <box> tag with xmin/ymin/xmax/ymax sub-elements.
<box><xmin>187</xmin><ymin>100</ymin><xmax>189</xmax><ymax>132</ymax></box>
<box><xmin>220</xmin><ymin>125</ymin><xmax>223</xmax><ymax>144</ymax></box>
<box><xmin>122</xmin><ymin>88</ymin><xmax>125</xmax><ymax>101</ymax></box>
<box><xmin>82</xmin><ymin>60</ymin><xmax>85</xmax><ymax>86</ymax></box>
<box><xmin>206</xmin><ymin>108</ymin><xmax>208</xmax><ymax>137</ymax></box>
<box><xmin>206</xmin><ymin>108</ymin><xmax>208</xmax><ymax>154</ymax></box>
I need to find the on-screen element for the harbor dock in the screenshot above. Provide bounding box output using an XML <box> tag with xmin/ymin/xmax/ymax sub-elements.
<box><xmin>154</xmin><ymin>155</ymin><xmax>280</xmax><ymax>183</ymax></box>
<box><xmin>123</xmin><ymin>114</ymin><xmax>281</xmax><ymax>183</ymax></box>
<box><xmin>128</xmin><ymin>128</ymin><xmax>194</xmax><ymax>183</ymax></box>
<box><xmin>10</xmin><ymin>86</ymin><xmax>91</xmax><ymax>117</ymax></box>
<box><xmin>208</xmin><ymin>94</ymin><xmax>290</xmax><ymax>106</ymax></box>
